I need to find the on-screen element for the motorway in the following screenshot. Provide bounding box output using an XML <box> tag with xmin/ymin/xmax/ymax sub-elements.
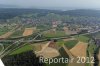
<box><xmin>0</xmin><ymin>29</ymin><xmax>51</xmax><ymax>58</ymax></box>
<box><xmin>0</xmin><ymin>30</ymin><xmax>100</xmax><ymax>61</ymax></box>
<box><xmin>0</xmin><ymin>28</ymin><xmax>100</xmax><ymax>43</ymax></box>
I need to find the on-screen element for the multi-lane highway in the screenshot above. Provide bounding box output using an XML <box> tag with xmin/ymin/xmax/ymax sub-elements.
<box><xmin>0</xmin><ymin>28</ymin><xmax>100</xmax><ymax>59</ymax></box>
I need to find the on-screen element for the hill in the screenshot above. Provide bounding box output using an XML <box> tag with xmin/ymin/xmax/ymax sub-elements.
<box><xmin>1</xmin><ymin>8</ymin><xmax>100</xmax><ymax>19</ymax></box>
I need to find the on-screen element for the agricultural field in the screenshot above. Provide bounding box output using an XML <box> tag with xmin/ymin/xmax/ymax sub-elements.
<box><xmin>0</xmin><ymin>25</ymin><xmax>20</xmax><ymax>38</ymax></box>
<box><xmin>74</xmin><ymin>35</ymin><xmax>90</xmax><ymax>42</ymax></box>
<box><xmin>0</xmin><ymin>27</ymin><xmax>10</xmax><ymax>36</ymax></box>
<box><xmin>0</xmin><ymin>31</ymin><xmax>15</xmax><ymax>39</ymax></box>
<box><xmin>64</xmin><ymin>40</ymin><xmax>78</xmax><ymax>49</ymax></box>
<box><xmin>43</xmin><ymin>30</ymin><xmax>67</xmax><ymax>38</ymax></box>
<box><xmin>10</xmin><ymin>44</ymin><xmax>33</xmax><ymax>55</ymax></box>
<box><xmin>45</xmin><ymin>46</ymin><xmax>69</xmax><ymax>66</ymax></box>
<box><xmin>70</xmin><ymin>41</ymin><xmax>88</xmax><ymax>57</ymax></box>
<box><xmin>56</xmin><ymin>39</ymin><xmax>78</xmax><ymax>49</ymax></box>
<box><xmin>23</xmin><ymin>27</ymin><xmax>36</xmax><ymax>36</ymax></box>
<box><xmin>56</xmin><ymin>40</ymin><xmax>65</xmax><ymax>46</ymax></box>
<box><xmin>88</xmin><ymin>43</ymin><xmax>97</xmax><ymax>54</ymax></box>
<box><xmin>32</xmin><ymin>42</ymin><xmax>48</xmax><ymax>51</ymax></box>
<box><xmin>37</xmin><ymin>24</ymin><xmax>51</xmax><ymax>30</ymax></box>
<box><xmin>10</xmin><ymin>30</ymin><xmax>24</xmax><ymax>38</ymax></box>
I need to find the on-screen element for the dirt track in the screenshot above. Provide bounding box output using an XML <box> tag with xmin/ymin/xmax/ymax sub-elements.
<box><xmin>63</xmin><ymin>45</ymin><xmax>74</xmax><ymax>58</ymax></box>
<box><xmin>63</xmin><ymin>38</ymin><xmax>76</xmax><ymax>41</ymax></box>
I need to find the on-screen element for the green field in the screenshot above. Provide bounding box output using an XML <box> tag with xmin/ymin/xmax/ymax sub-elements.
<box><xmin>56</xmin><ymin>40</ymin><xmax>65</xmax><ymax>46</ymax></box>
<box><xmin>56</xmin><ymin>39</ymin><xmax>78</xmax><ymax>50</ymax></box>
<box><xmin>64</xmin><ymin>40</ymin><xmax>78</xmax><ymax>49</ymax></box>
<box><xmin>10</xmin><ymin>44</ymin><xmax>33</xmax><ymax>55</ymax></box>
<box><xmin>37</xmin><ymin>24</ymin><xmax>51</xmax><ymax>30</ymax></box>
<box><xmin>88</xmin><ymin>43</ymin><xmax>97</xmax><ymax>54</ymax></box>
<box><xmin>10</xmin><ymin>30</ymin><xmax>24</xmax><ymax>37</ymax></box>
<box><xmin>43</xmin><ymin>31</ymin><xmax>67</xmax><ymax>38</ymax></box>
<box><xmin>74</xmin><ymin>35</ymin><xmax>90</xmax><ymax>42</ymax></box>
<box><xmin>0</xmin><ymin>27</ymin><xmax>9</xmax><ymax>36</ymax></box>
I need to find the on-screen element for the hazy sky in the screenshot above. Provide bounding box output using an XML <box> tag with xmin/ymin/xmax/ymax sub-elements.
<box><xmin>0</xmin><ymin>0</ymin><xmax>100</xmax><ymax>9</ymax></box>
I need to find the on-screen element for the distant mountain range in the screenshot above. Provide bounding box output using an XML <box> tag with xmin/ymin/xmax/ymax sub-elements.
<box><xmin>62</xmin><ymin>9</ymin><xmax>100</xmax><ymax>17</ymax></box>
<box><xmin>0</xmin><ymin>4</ymin><xmax>19</xmax><ymax>8</ymax></box>
<box><xmin>0</xmin><ymin>8</ymin><xmax>100</xmax><ymax>19</ymax></box>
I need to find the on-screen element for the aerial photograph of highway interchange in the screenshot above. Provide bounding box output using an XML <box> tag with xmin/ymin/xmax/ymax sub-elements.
<box><xmin>0</xmin><ymin>8</ymin><xmax>100</xmax><ymax>66</ymax></box>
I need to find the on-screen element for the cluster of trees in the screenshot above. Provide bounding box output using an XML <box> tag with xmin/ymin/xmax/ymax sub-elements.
<box><xmin>2</xmin><ymin>50</ymin><xmax>44</xmax><ymax>66</ymax></box>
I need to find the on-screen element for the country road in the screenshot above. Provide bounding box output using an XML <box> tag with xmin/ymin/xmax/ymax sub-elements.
<box><xmin>0</xmin><ymin>44</ymin><xmax>4</xmax><ymax>55</ymax></box>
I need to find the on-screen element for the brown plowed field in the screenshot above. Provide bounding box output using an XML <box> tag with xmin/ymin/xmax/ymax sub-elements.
<box><xmin>70</xmin><ymin>41</ymin><xmax>88</xmax><ymax>57</ymax></box>
<box><xmin>34</xmin><ymin>42</ymin><xmax>60</xmax><ymax>58</ymax></box>
<box><xmin>23</xmin><ymin>28</ymin><xmax>35</xmax><ymax>36</ymax></box>
<box><xmin>36</xmin><ymin>47</ymin><xmax>60</xmax><ymax>58</ymax></box>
